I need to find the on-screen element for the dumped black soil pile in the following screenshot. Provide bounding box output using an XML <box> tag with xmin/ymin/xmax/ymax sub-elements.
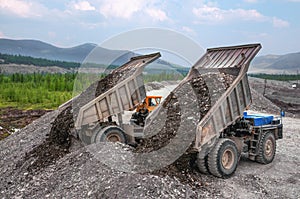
<box><xmin>18</xmin><ymin>56</ymin><xmax>149</xmax><ymax>175</ymax></box>
<box><xmin>134</xmin><ymin>69</ymin><xmax>237</xmax><ymax>155</ymax></box>
<box><xmin>134</xmin><ymin>94</ymin><xmax>181</xmax><ymax>153</ymax></box>
<box><xmin>189</xmin><ymin>73</ymin><xmax>211</xmax><ymax>119</ymax></box>
<box><xmin>15</xmin><ymin>106</ymin><xmax>73</xmax><ymax>173</ymax></box>
<box><xmin>146</xmin><ymin>70</ymin><xmax>237</xmax><ymax>188</ymax></box>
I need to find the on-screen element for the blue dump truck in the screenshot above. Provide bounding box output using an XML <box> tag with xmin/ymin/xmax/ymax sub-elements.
<box><xmin>193</xmin><ymin>44</ymin><xmax>284</xmax><ymax>178</ymax></box>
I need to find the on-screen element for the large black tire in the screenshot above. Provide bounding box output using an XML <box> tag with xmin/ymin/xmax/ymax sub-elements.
<box><xmin>92</xmin><ymin>126</ymin><xmax>127</xmax><ymax>144</ymax></box>
<box><xmin>208</xmin><ymin>138</ymin><xmax>239</xmax><ymax>178</ymax></box>
<box><xmin>256</xmin><ymin>131</ymin><xmax>276</xmax><ymax>164</ymax></box>
<box><xmin>196</xmin><ymin>154</ymin><xmax>209</xmax><ymax>174</ymax></box>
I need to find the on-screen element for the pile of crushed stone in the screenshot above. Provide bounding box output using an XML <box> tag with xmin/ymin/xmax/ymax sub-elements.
<box><xmin>0</xmin><ymin>111</ymin><xmax>223</xmax><ymax>198</ymax></box>
<box><xmin>0</xmin><ymin>61</ymin><xmax>241</xmax><ymax>198</ymax></box>
<box><xmin>16</xmin><ymin>55</ymin><xmax>151</xmax><ymax>175</ymax></box>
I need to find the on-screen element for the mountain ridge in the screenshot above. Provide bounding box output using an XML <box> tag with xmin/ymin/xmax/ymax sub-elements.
<box><xmin>0</xmin><ymin>38</ymin><xmax>135</xmax><ymax>64</ymax></box>
<box><xmin>1</xmin><ymin>38</ymin><xmax>299</xmax><ymax>73</ymax></box>
<box><xmin>250</xmin><ymin>52</ymin><xmax>300</xmax><ymax>73</ymax></box>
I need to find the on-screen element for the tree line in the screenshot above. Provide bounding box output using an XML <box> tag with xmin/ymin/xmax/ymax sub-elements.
<box><xmin>0</xmin><ymin>53</ymin><xmax>80</xmax><ymax>68</ymax></box>
<box><xmin>248</xmin><ymin>73</ymin><xmax>300</xmax><ymax>81</ymax></box>
<box><xmin>0</xmin><ymin>72</ymin><xmax>186</xmax><ymax>110</ymax></box>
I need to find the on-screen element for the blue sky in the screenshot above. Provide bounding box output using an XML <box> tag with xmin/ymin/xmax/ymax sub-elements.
<box><xmin>0</xmin><ymin>0</ymin><xmax>299</xmax><ymax>56</ymax></box>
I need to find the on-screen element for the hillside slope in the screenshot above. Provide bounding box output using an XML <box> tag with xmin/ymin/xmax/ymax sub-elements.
<box><xmin>250</xmin><ymin>52</ymin><xmax>300</xmax><ymax>73</ymax></box>
<box><xmin>0</xmin><ymin>39</ymin><xmax>134</xmax><ymax>64</ymax></box>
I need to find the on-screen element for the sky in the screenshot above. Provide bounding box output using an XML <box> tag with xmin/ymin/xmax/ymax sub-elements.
<box><xmin>0</xmin><ymin>0</ymin><xmax>300</xmax><ymax>56</ymax></box>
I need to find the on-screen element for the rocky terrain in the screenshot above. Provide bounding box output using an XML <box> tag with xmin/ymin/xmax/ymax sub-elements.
<box><xmin>0</xmin><ymin>75</ymin><xmax>299</xmax><ymax>198</ymax></box>
<box><xmin>0</xmin><ymin>101</ymin><xmax>299</xmax><ymax>198</ymax></box>
<box><xmin>249</xmin><ymin>77</ymin><xmax>300</xmax><ymax>118</ymax></box>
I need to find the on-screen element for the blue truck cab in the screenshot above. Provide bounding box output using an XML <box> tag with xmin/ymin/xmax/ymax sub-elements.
<box><xmin>237</xmin><ymin>111</ymin><xmax>283</xmax><ymax>163</ymax></box>
<box><xmin>243</xmin><ymin>112</ymin><xmax>283</xmax><ymax>139</ymax></box>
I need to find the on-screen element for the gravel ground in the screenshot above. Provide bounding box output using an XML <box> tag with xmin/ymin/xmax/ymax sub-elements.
<box><xmin>0</xmin><ymin>78</ymin><xmax>299</xmax><ymax>198</ymax></box>
<box><xmin>0</xmin><ymin>109</ymin><xmax>299</xmax><ymax>198</ymax></box>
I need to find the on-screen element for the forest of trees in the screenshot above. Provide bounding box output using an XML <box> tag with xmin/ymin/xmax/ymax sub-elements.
<box><xmin>0</xmin><ymin>53</ymin><xmax>80</xmax><ymax>68</ymax></box>
<box><xmin>248</xmin><ymin>73</ymin><xmax>300</xmax><ymax>81</ymax></box>
<box><xmin>0</xmin><ymin>72</ymin><xmax>184</xmax><ymax>110</ymax></box>
<box><xmin>0</xmin><ymin>73</ymin><xmax>76</xmax><ymax>109</ymax></box>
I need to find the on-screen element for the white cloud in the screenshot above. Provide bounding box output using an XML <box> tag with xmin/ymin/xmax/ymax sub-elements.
<box><xmin>145</xmin><ymin>8</ymin><xmax>167</xmax><ymax>21</ymax></box>
<box><xmin>98</xmin><ymin>0</ymin><xmax>168</xmax><ymax>21</ymax></box>
<box><xmin>273</xmin><ymin>17</ymin><xmax>290</xmax><ymax>28</ymax></box>
<box><xmin>73</xmin><ymin>1</ymin><xmax>95</xmax><ymax>11</ymax></box>
<box><xmin>193</xmin><ymin>5</ymin><xmax>266</xmax><ymax>24</ymax></box>
<box><xmin>192</xmin><ymin>4</ymin><xmax>290</xmax><ymax>28</ymax></box>
<box><xmin>0</xmin><ymin>0</ymin><xmax>45</xmax><ymax>18</ymax></box>
<box><xmin>99</xmin><ymin>0</ymin><xmax>144</xmax><ymax>19</ymax></box>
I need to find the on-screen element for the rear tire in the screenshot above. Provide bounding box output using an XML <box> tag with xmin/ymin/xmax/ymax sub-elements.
<box><xmin>93</xmin><ymin>126</ymin><xmax>127</xmax><ymax>144</ymax></box>
<box><xmin>196</xmin><ymin>154</ymin><xmax>209</xmax><ymax>174</ymax></box>
<box><xmin>256</xmin><ymin>131</ymin><xmax>276</xmax><ymax>164</ymax></box>
<box><xmin>208</xmin><ymin>138</ymin><xmax>239</xmax><ymax>178</ymax></box>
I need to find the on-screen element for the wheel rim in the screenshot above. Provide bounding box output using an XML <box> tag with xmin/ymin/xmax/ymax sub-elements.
<box><xmin>265</xmin><ymin>139</ymin><xmax>274</xmax><ymax>157</ymax></box>
<box><xmin>106</xmin><ymin>133</ymin><xmax>122</xmax><ymax>142</ymax></box>
<box><xmin>222</xmin><ymin>149</ymin><xmax>234</xmax><ymax>170</ymax></box>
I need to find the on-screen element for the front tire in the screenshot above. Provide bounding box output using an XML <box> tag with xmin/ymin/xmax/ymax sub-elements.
<box><xmin>208</xmin><ymin>138</ymin><xmax>239</xmax><ymax>178</ymax></box>
<box><xmin>256</xmin><ymin>131</ymin><xmax>276</xmax><ymax>164</ymax></box>
<box><xmin>92</xmin><ymin>126</ymin><xmax>127</xmax><ymax>144</ymax></box>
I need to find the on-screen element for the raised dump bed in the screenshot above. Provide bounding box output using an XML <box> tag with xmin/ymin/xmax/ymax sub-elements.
<box><xmin>187</xmin><ymin>44</ymin><xmax>284</xmax><ymax>178</ymax></box>
<box><xmin>74</xmin><ymin>52</ymin><xmax>161</xmax><ymax>144</ymax></box>
<box><xmin>192</xmin><ymin>44</ymin><xmax>262</xmax><ymax>153</ymax></box>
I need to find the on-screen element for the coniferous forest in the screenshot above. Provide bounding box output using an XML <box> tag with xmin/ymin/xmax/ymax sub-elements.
<box><xmin>0</xmin><ymin>73</ymin><xmax>76</xmax><ymax>109</ymax></box>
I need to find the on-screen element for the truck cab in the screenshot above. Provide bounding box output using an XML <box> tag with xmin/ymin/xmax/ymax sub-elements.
<box><xmin>143</xmin><ymin>96</ymin><xmax>162</xmax><ymax>112</ymax></box>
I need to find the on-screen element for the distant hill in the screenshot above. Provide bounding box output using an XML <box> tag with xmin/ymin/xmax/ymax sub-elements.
<box><xmin>0</xmin><ymin>39</ymin><xmax>95</xmax><ymax>62</ymax></box>
<box><xmin>0</xmin><ymin>38</ymin><xmax>136</xmax><ymax>65</ymax></box>
<box><xmin>250</xmin><ymin>52</ymin><xmax>300</xmax><ymax>73</ymax></box>
<box><xmin>0</xmin><ymin>39</ymin><xmax>188</xmax><ymax>75</ymax></box>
